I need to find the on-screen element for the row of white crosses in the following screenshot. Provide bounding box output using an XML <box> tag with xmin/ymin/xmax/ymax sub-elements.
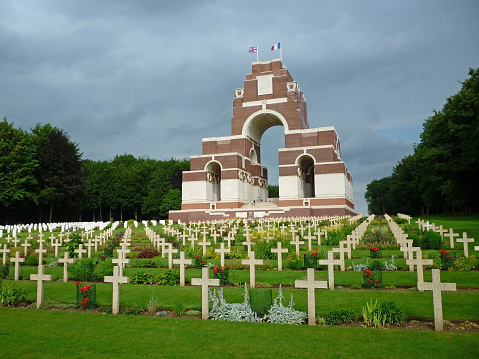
<box><xmin>415</xmin><ymin>218</ymin><xmax>475</xmax><ymax>257</ymax></box>
<box><xmin>386</xmin><ymin>214</ymin><xmax>458</xmax><ymax>331</ymax></box>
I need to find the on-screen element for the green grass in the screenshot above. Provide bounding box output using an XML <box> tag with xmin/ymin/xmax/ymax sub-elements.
<box><xmin>1</xmin><ymin>307</ymin><xmax>478</xmax><ymax>359</ymax></box>
<box><xmin>415</xmin><ymin>214</ymin><xmax>479</xmax><ymax>244</ymax></box>
<box><xmin>4</xmin><ymin>276</ymin><xmax>479</xmax><ymax>321</ymax></box>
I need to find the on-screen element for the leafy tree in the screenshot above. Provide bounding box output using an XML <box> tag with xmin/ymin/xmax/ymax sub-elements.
<box><xmin>0</xmin><ymin>118</ymin><xmax>38</xmax><ymax>223</ymax></box>
<box><xmin>365</xmin><ymin>177</ymin><xmax>392</xmax><ymax>215</ymax></box>
<box><xmin>365</xmin><ymin>68</ymin><xmax>479</xmax><ymax>215</ymax></box>
<box><xmin>268</xmin><ymin>185</ymin><xmax>279</xmax><ymax>198</ymax></box>
<box><xmin>31</xmin><ymin>124</ymin><xmax>85</xmax><ymax>222</ymax></box>
<box><xmin>159</xmin><ymin>189</ymin><xmax>182</xmax><ymax>218</ymax></box>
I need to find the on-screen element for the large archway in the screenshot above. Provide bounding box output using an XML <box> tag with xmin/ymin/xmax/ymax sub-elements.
<box><xmin>172</xmin><ymin>59</ymin><xmax>355</xmax><ymax>223</ymax></box>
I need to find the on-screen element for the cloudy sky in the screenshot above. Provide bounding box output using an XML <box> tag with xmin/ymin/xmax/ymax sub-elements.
<box><xmin>1</xmin><ymin>0</ymin><xmax>478</xmax><ymax>215</ymax></box>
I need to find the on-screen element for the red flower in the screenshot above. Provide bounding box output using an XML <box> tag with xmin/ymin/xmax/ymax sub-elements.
<box><xmin>367</xmin><ymin>279</ymin><xmax>371</xmax><ymax>283</ymax></box>
<box><xmin>75</xmin><ymin>282</ymin><xmax>79</xmax><ymax>286</ymax></box>
<box><xmin>194</xmin><ymin>255</ymin><xmax>200</xmax><ymax>260</ymax></box>
<box><xmin>202</xmin><ymin>260</ymin><xmax>206</xmax><ymax>264</ymax></box>
<box><xmin>20</xmin><ymin>255</ymin><xmax>25</xmax><ymax>258</ymax></box>
<box><xmin>365</xmin><ymin>269</ymin><xmax>371</xmax><ymax>276</ymax></box>
<box><xmin>375</xmin><ymin>231</ymin><xmax>380</xmax><ymax>235</ymax></box>
<box><xmin>84</xmin><ymin>297</ymin><xmax>89</xmax><ymax>302</ymax></box>
<box><xmin>376</xmin><ymin>280</ymin><xmax>380</xmax><ymax>284</ymax></box>
<box><xmin>312</xmin><ymin>252</ymin><xmax>317</xmax><ymax>256</ymax></box>
<box><xmin>213</xmin><ymin>266</ymin><xmax>218</xmax><ymax>275</ymax></box>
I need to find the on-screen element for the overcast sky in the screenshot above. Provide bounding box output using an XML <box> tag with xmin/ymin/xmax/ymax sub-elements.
<box><xmin>1</xmin><ymin>0</ymin><xmax>478</xmax><ymax>215</ymax></box>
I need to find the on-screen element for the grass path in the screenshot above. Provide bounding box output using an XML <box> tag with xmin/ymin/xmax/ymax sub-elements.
<box><xmin>1</xmin><ymin>307</ymin><xmax>478</xmax><ymax>359</ymax></box>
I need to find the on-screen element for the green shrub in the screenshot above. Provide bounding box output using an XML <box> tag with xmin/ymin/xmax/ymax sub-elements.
<box><xmin>156</xmin><ymin>269</ymin><xmax>180</xmax><ymax>286</ymax></box>
<box><xmin>325</xmin><ymin>309</ymin><xmax>356</xmax><ymax>326</ymax></box>
<box><xmin>416</xmin><ymin>231</ymin><xmax>443</xmax><ymax>250</ymax></box>
<box><xmin>0</xmin><ymin>282</ymin><xmax>28</xmax><ymax>306</ymax></box>
<box><xmin>93</xmin><ymin>258</ymin><xmax>114</xmax><ymax>281</ymax></box>
<box><xmin>68</xmin><ymin>258</ymin><xmax>97</xmax><ymax>281</ymax></box>
<box><xmin>130</xmin><ymin>271</ymin><xmax>155</xmax><ymax>284</ymax></box>
<box><xmin>25</xmin><ymin>255</ymin><xmax>45</xmax><ymax>266</ymax></box>
<box><xmin>380</xmin><ymin>301</ymin><xmax>405</xmax><ymax>325</ymax></box>
<box><xmin>368</xmin><ymin>260</ymin><xmax>385</xmax><ymax>271</ymax></box>
<box><xmin>286</xmin><ymin>257</ymin><xmax>303</xmax><ymax>270</ymax></box>
<box><xmin>453</xmin><ymin>255</ymin><xmax>478</xmax><ymax>271</ymax></box>
<box><xmin>0</xmin><ymin>264</ymin><xmax>9</xmax><ymax>278</ymax></box>
<box><xmin>253</xmin><ymin>239</ymin><xmax>275</xmax><ymax>259</ymax></box>
<box><xmin>131</xmin><ymin>258</ymin><xmax>157</xmax><ymax>268</ymax></box>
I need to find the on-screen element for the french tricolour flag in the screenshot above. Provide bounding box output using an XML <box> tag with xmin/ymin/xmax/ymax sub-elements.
<box><xmin>271</xmin><ymin>42</ymin><xmax>280</xmax><ymax>51</ymax></box>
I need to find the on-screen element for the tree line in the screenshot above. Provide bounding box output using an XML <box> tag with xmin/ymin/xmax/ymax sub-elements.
<box><xmin>365</xmin><ymin>68</ymin><xmax>479</xmax><ymax>216</ymax></box>
<box><xmin>0</xmin><ymin>118</ymin><xmax>189</xmax><ymax>224</ymax></box>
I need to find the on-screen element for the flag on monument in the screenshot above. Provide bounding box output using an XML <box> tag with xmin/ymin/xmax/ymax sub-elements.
<box><xmin>271</xmin><ymin>42</ymin><xmax>280</xmax><ymax>50</ymax></box>
<box><xmin>249</xmin><ymin>46</ymin><xmax>258</xmax><ymax>53</ymax></box>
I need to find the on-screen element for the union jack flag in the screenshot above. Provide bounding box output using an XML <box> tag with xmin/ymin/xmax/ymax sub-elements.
<box><xmin>249</xmin><ymin>46</ymin><xmax>258</xmax><ymax>53</ymax></box>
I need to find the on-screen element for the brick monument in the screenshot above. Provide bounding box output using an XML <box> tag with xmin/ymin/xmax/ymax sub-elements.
<box><xmin>169</xmin><ymin>59</ymin><xmax>354</xmax><ymax>222</ymax></box>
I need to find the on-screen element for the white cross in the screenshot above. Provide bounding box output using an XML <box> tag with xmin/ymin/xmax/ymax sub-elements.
<box><xmin>104</xmin><ymin>266</ymin><xmax>129</xmax><ymax>315</ymax></box>
<box><xmin>164</xmin><ymin>243</ymin><xmax>178</xmax><ymax>269</ymax></box>
<box><xmin>52</xmin><ymin>239</ymin><xmax>62</xmax><ymax>258</ymax></box>
<box><xmin>12</xmin><ymin>237</ymin><xmax>20</xmax><ymax>247</ymax></box>
<box><xmin>406</xmin><ymin>248</ymin><xmax>433</xmax><ymax>290</ymax></box>
<box><xmin>318</xmin><ymin>251</ymin><xmax>342</xmax><ymax>290</ymax></box>
<box><xmin>30</xmin><ymin>265</ymin><xmax>52</xmax><ymax>309</ymax></box>
<box><xmin>242</xmin><ymin>251</ymin><xmax>263</xmax><ymax>288</ymax></box>
<box><xmin>173</xmin><ymin>251</ymin><xmax>192</xmax><ymax>286</ymax></box>
<box><xmin>295</xmin><ymin>268</ymin><xmax>328</xmax><ymax>325</ymax></box>
<box><xmin>444</xmin><ymin>228</ymin><xmax>458</xmax><ymax>249</ymax></box>
<box><xmin>85</xmin><ymin>239</ymin><xmax>95</xmax><ymax>258</ymax></box>
<box><xmin>417</xmin><ymin>269</ymin><xmax>456</xmax><ymax>331</ymax></box>
<box><xmin>10</xmin><ymin>251</ymin><xmax>25</xmax><ymax>281</ymax></box>
<box><xmin>456</xmin><ymin>232</ymin><xmax>474</xmax><ymax>258</ymax></box>
<box><xmin>290</xmin><ymin>236</ymin><xmax>304</xmax><ymax>257</ymax></box>
<box><xmin>304</xmin><ymin>229</ymin><xmax>316</xmax><ymax>251</ymax></box>
<box><xmin>271</xmin><ymin>242</ymin><xmax>288</xmax><ymax>271</ymax></box>
<box><xmin>58</xmin><ymin>251</ymin><xmax>75</xmax><ymax>282</ymax></box>
<box><xmin>0</xmin><ymin>244</ymin><xmax>9</xmax><ymax>265</ymax></box>
<box><xmin>198</xmin><ymin>237</ymin><xmax>211</xmax><ymax>257</ymax></box>
<box><xmin>74</xmin><ymin>244</ymin><xmax>87</xmax><ymax>259</ymax></box>
<box><xmin>214</xmin><ymin>242</ymin><xmax>230</xmax><ymax>267</ymax></box>
<box><xmin>49</xmin><ymin>233</ymin><xmax>56</xmax><ymax>246</ymax></box>
<box><xmin>35</xmin><ymin>241</ymin><xmax>47</xmax><ymax>264</ymax></box>
<box><xmin>242</xmin><ymin>238</ymin><xmax>255</xmax><ymax>256</ymax></box>
<box><xmin>112</xmin><ymin>251</ymin><xmax>130</xmax><ymax>276</ymax></box>
<box><xmin>191</xmin><ymin>267</ymin><xmax>220</xmax><ymax>319</ymax></box>
<box><xmin>332</xmin><ymin>243</ymin><xmax>347</xmax><ymax>271</ymax></box>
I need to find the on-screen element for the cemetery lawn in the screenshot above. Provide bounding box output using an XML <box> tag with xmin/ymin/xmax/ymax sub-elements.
<box><xmin>4</xmin><ymin>279</ymin><xmax>479</xmax><ymax>321</ymax></box>
<box><xmin>415</xmin><ymin>214</ymin><xmax>479</xmax><ymax>240</ymax></box>
<box><xmin>1</xmin><ymin>307</ymin><xmax>478</xmax><ymax>359</ymax></box>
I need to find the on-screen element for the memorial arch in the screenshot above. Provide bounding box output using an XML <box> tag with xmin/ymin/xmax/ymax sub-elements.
<box><xmin>170</xmin><ymin>59</ymin><xmax>354</xmax><ymax>222</ymax></box>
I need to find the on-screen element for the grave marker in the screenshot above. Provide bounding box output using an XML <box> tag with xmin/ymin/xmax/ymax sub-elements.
<box><xmin>30</xmin><ymin>265</ymin><xmax>52</xmax><ymax>309</ymax></box>
<box><xmin>173</xmin><ymin>251</ymin><xmax>192</xmax><ymax>286</ymax></box>
<box><xmin>318</xmin><ymin>251</ymin><xmax>341</xmax><ymax>290</ymax></box>
<box><xmin>271</xmin><ymin>242</ymin><xmax>288</xmax><ymax>271</ymax></box>
<box><xmin>242</xmin><ymin>251</ymin><xmax>263</xmax><ymax>288</ymax></box>
<box><xmin>417</xmin><ymin>269</ymin><xmax>456</xmax><ymax>331</ymax></box>
<box><xmin>104</xmin><ymin>266</ymin><xmax>129</xmax><ymax>315</ymax></box>
<box><xmin>295</xmin><ymin>268</ymin><xmax>327</xmax><ymax>325</ymax></box>
<box><xmin>10</xmin><ymin>251</ymin><xmax>25</xmax><ymax>281</ymax></box>
<box><xmin>58</xmin><ymin>251</ymin><xmax>74</xmax><ymax>283</ymax></box>
<box><xmin>456</xmin><ymin>232</ymin><xmax>474</xmax><ymax>258</ymax></box>
<box><xmin>191</xmin><ymin>267</ymin><xmax>220</xmax><ymax>319</ymax></box>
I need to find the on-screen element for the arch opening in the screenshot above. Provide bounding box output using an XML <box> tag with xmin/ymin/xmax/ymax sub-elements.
<box><xmin>296</xmin><ymin>154</ymin><xmax>315</xmax><ymax>198</ymax></box>
<box><xmin>205</xmin><ymin>161</ymin><xmax>221</xmax><ymax>202</ymax></box>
